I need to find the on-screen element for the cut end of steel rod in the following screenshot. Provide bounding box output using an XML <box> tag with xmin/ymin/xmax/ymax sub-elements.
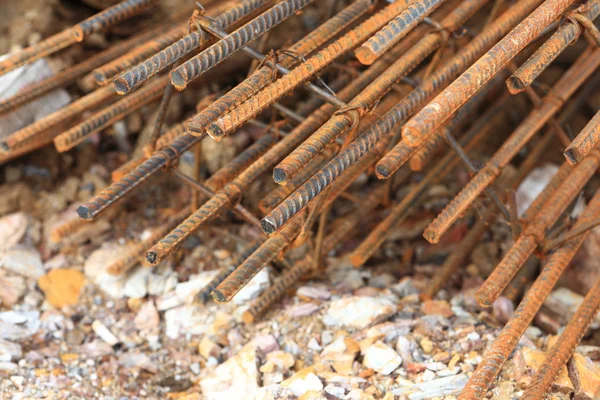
<box><xmin>375</xmin><ymin>164</ymin><xmax>394</xmax><ymax>180</ymax></box>
<box><xmin>76</xmin><ymin>205</ymin><xmax>95</xmax><ymax>220</ymax></box>
<box><xmin>260</xmin><ymin>217</ymin><xmax>278</xmax><ymax>235</ymax></box>
<box><xmin>272</xmin><ymin>167</ymin><xmax>291</xmax><ymax>186</ymax></box>
<box><xmin>169</xmin><ymin>70</ymin><xmax>188</xmax><ymax>90</ymax></box>
<box><xmin>145</xmin><ymin>250</ymin><xmax>160</xmax><ymax>265</ymax></box>
<box><xmin>505</xmin><ymin>75</ymin><xmax>526</xmax><ymax>95</ymax></box>
<box><xmin>354</xmin><ymin>46</ymin><xmax>376</xmax><ymax>66</ymax></box>
<box><xmin>113</xmin><ymin>77</ymin><xmax>133</xmax><ymax>95</ymax></box>
<box><xmin>210</xmin><ymin>289</ymin><xmax>228</xmax><ymax>303</ymax></box>
<box><xmin>563</xmin><ymin>146</ymin><xmax>583</xmax><ymax>165</ymax></box>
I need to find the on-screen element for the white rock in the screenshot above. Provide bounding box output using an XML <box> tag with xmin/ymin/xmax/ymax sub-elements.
<box><xmin>324</xmin><ymin>296</ymin><xmax>397</xmax><ymax>330</ymax></box>
<box><xmin>201</xmin><ymin>342</ymin><xmax>260</xmax><ymax>400</ymax></box>
<box><xmin>0</xmin><ymin>321</ymin><xmax>30</xmax><ymax>341</ymax></box>
<box><xmin>164</xmin><ymin>304</ymin><xmax>214</xmax><ymax>339</ymax></box>
<box><xmin>118</xmin><ymin>352</ymin><xmax>157</xmax><ymax>373</ymax></box>
<box><xmin>516</xmin><ymin>164</ymin><xmax>558</xmax><ymax>217</ymax></box>
<box><xmin>544</xmin><ymin>287</ymin><xmax>600</xmax><ymax>328</ymax></box>
<box><xmin>123</xmin><ymin>266</ymin><xmax>151</xmax><ymax>299</ymax></box>
<box><xmin>255</xmin><ymin>334</ymin><xmax>279</xmax><ymax>354</ymax></box>
<box><xmin>362</xmin><ymin>341</ymin><xmax>402</xmax><ymax>375</ymax></box>
<box><xmin>0</xmin><ymin>361</ymin><xmax>18</xmax><ymax>375</ymax></box>
<box><xmin>393</xmin><ymin>374</ymin><xmax>469</xmax><ymax>399</ymax></box>
<box><xmin>91</xmin><ymin>320</ymin><xmax>119</xmax><ymax>346</ymax></box>
<box><xmin>0</xmin><ymin>58</ymin><xmax>70</xmax><ymax>137</ymax></box>
<box><xmin>0</xmin><ymin>246</ymin><xmax>44</xmax><ymax>278</ymax></box>
<box><xmin>175</xmin><ymin>271</ymin><xmax>219</xmax><ymax>303</ymax></box>
<box><xmin>296</xmin><ymin>286</ymin><xmax>331</xmax><ymax>300</ymax></box>
<box><xmin>0</xmin><ymin>272</ymin><xmax>25</xmax><ymax>307</ymax></box>
<box><xmin>324</xmin><ymin>384</ymin><xmax>346</xmax><ymax>398</ymax></box>
<box><xmin>286</xmin><ymin>303</ymin><xmax>320</xmax><ymax>318</ymax></box>
<box><xmin>80</xmin><ymin>341</ymin><xmax>113</xmax><ymax>358</ymax></box>
<box><xmin>10</xmin><ymin>375</ymin><xmax>24</xmax><ymax>389</ymax></box>
<box><xmin>232</xmin><ymin>268</ymin><xmax>270</xmax><ymax>305</ymax></box>
<box><xmin>84</xmin><ymin>243</ymin><xmax>127</xmax><ymax>298</ymax></box>
<box><xmin>0</xmin><ymin>340</ymin><xmax>22</xmax><ymax>361</ymax></box>
<box><xmin>134</xmin><ymin>301</ymin><xmax>160</xmax><ymax>331</ymax></box>
<box><xmin>147</xmin><ymin>271</ymin><xmax>178</xmax><ymax>296</ymax></box>
<box><xmin>282</xmin><ymin>372</ymin><xmax>323</xmax><ymax>397</ymax></box>
<box><xmin>0</xmin><ymin>213</ymin><xmax>28</xmax><ymax>253</ymax></box>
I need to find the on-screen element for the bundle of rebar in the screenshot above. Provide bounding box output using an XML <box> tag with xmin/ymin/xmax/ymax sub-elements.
<box><xmin>2</xmin><ymin>0</ymin><xmax>600</xmax><ymax>397</ymax></box>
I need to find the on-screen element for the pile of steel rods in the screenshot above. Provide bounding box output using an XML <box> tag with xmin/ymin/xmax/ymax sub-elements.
<box><xmin>2</xmin><ymin>0</ymin><xmax>600</xmax><ymax>397</ymax></box>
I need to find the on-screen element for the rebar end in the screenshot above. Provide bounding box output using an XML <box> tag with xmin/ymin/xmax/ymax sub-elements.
<box><xmin>92</xmin><ymin>70</ymin><xmax>107</xmax><ymax>86</ymax></box>
<box><xmin>76</xmin><ymin>205</ymin><xmax>94</xmax><ymax>220</ymax></box>
<box><xmin>260</xmin><ymin>217</ymin><xmax>277</xmax><ymax>235</ymax></box>
<box><xmin>210</xmin><ymin>289</ymin><xmax>227</xmax><ymax>303</ymax></box>
<box><xmin>272</xmin><ymin>167</ymin><xmax>290</xmax><ymax>186</ymax></box>
<box><xmin>113</xmin><ymin>77</ymin><xmax>131</xmax><ymax>95</ymax></box>
<box><xmin>375</xmin><ymin>164</ymin><xmax>393</xmax><ymax>180</ymax></box>
<box><xmin>169</xmin><ymin>70</ymin><xmax>188</xmax><ymax>90</ymax></box>
<box><xmin>422</xmin><ymin>228</ymin><xmax>440</xmax><ymax>244</ymax></box>
<box><xmin>505</xmin><ymin>76</ymin><xmax>526</xmax><ymax>95</ymax></box>
<box><xmin>563</xmin><ymin>147</ymin><xmax>582</xmax><ymax>165</ymax></box>
<box><xmin>354</xmin><ymin>46</ymin><xmax>375</xmax><ymax>66</ymax></box>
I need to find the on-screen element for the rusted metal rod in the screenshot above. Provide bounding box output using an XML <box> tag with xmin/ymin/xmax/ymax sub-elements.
<box><xmin>204</xmin><ymin>0</ymin><xmax>413</xmax><ymax>140</ymax></box>
<box><xmin>475</xmin><ymin>151</ymin><xmax>600</xmax><ymax>308</ymax></box>
<box><xmin>564</xmin><ymin>109</ymin><xmax>600</xmax><ymax>164</ymax></box>
<box><xmin>1</xmin><ymin>86</ymin><xmax>117</xmax><ymax>155</ymax></box>
<box><xmin>72</xmin><ymin>0</ymin><xmax>162</xmax><ymax>41</ymax></box>
<box><xmin>402</xmin><ymin>0</ymin><xmax>578</xmax><ymax>146</ymax></box>
<box><xmin>106</xmin><ymin>210</ymin><xmax>189</xmax><ymax>275</ymax></box>
<box><xmin>187</xmin><ymin>0</ymin><xmax>373</xmax><ymax>136</ymax></box>
<box><xmin>506</xmin><ymin>0</ymin><xmax>600</xmax><ymax>94</ymax></box>
<box><xmin>520</xmin><ymin>263</ymin><xmax>600</xmax><ymax>399</ymax></box>
<box><xmin>54</xmin><ymin>76</ymin><xmax>168</xmax><ymax>152</ymax></box>
<box><xmin>355</xmin><ymin>0</ymin><xmax>448</xmax><ymax>65</ymax></box>
<box><xmin>261</xmin><ymin>0</ymin><xmax>545</xmax><ymax>232</ymax></box>
<box><xmin>114</xmin><ymin>0</ymin><xmax>271</xmax><ymax>94</ymax></box>
<box><xmin>196</xmin><ymin>240</ymin><xmax>263</xmax><ymax>303</ymax></box>
<box><xmin>423</xmin><ymin>49</ymin><xmax>600</xmax><ymax>244</ymax></box>
<box><xmin>170</xmin><ymin>0</ymin><xmax>317</xmax><ymax>90</ymax></box>
<box><xmin>274</xmin><ymin>0</ymin><xmax>488</xmax><ymax>184</ymax></box>
<box><xmin>458</xmin><ymin>190</ymin><xmax>600</xmax><ymax>400</ymax></box>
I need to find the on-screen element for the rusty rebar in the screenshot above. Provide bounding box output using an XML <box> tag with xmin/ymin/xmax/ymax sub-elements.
<box><xmin>170</xmin><ymin>0</ymin><xmax>317</xmax><ymax>90</ymax></box>
<box><xmin>212</xmin><ymin>218</ymin><xmax>303</xmax><ymax>302</ymax></box>
<box><xmin>425</xmin><ymin>126</ymin><xmax>562</xmax><ymax>300</ymax></box>
<box><xmin>0</xmin><ymin>26</ymin><xmax>163</xmax><ymax>116</ymax></box>
<box><xmin>409</xmin><ymin>93</ymin><xmax>512</xmax><ymax>172</ymax></box>
<box><xmin>1</xmin><ymin>86</ymin><xmax>117</xmax><ymax>155</ymax></box>
<box><xmin>196</xmin><ymin>240</ymin><xmax>263</xmax><ymax>303</ymax></box>
<box><xmin>114</xmin><ymin>0</ymin><xmax>271</xmax><ymax>94</ymax></box>
<box><xmin>0</xmin><ymin>29</ymin><xmax>78</xmax><ymax>76</ymax></box>
<box><xmin>242</xmin><ymin>255</ymin><xmax>313</xmax><ymax>323</ymax></box>
<box><xmin>92</xmin><ymin>23</ymin><xmax>187</xmax><ymax>86</ymax></box>
<box><xmin>187</xmin><ymin>0</ymin><xmax>373</xmax><ymax>136</ymax></box>
<box><xmin>204</xmin><ymin>0</ymin><xmax>413</xmax><ymax>140</ymax></box>
<box><xmin>475</xmin><ymin>151</ymin><xmax>600</xmax><ymax>308</ymax></box>
<box><xmin>458</xmin><ymin>190</ymin><xmax>600</xmax><ymax>400</ymax></box>
<box><xmin>349</xmin><ymin>92</ymin><xmax>492</xmax><ymax>268</ymax></box>
<box><xmin>506</xmin><ymin>0</ymin><xmax>600</xmax><ymax>94</ymax></box>
<box><xmin>564</xmin><ymin>109</ymin><xmax>600</xmax><ymax>164</ymax></box>
<box><xmin>355</xmin><ymin>0</ymin><xmax>448</xmax><ymax>65</ymax></box>
<box><xmin>261</xmin><ymin>0</ymin><xmax>545</xmax><ymax>232</ymax></box>
<box><xmin>72</xmin><ymin>0</ymin><xmax>162</xmax><ymax>42</ymax></box>
<box><xmin>49</xmin><ymin>215</ymin><xmax>90</xmax><ymax>243</ymax></box>
<box><xmin>273</xmin><ymin>0</ymin><xmax>489</xmax><ymax>184</ymax></box>
<box><xmin>521</xmin><ymin>270</ymin><xmax>600</xmax><ymax>399</ymax></box>
<box><xmin>401</xmin><ymin>0</ymin><xmax>578</xmax><ymax>146</ymax></box>
<box><xmin>423</xmin><ymin>49</ymin><xmax>600</xmax><ymax>244</ymax></box>
<box><xmin>106</xmin><ymin>210</ymin><xmax>189</xmax><ymax>275</ymax></box>
<box><xmin>53</xmin><ymin>76</ymin><xmax>168</xmax><ymax>152</ymax></box>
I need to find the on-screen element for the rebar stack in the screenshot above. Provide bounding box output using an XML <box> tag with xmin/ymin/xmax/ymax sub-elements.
<box><xmin>2</xmin><ymin>0</ymin><xmax>600</xmax><ymax>397</ymax></box>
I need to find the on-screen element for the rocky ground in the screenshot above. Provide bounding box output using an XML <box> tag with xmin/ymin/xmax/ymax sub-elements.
<box><xmin>0</xmin><ymin>157</ymin><xmax>600</xmax><ymax>399</ymax></box>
